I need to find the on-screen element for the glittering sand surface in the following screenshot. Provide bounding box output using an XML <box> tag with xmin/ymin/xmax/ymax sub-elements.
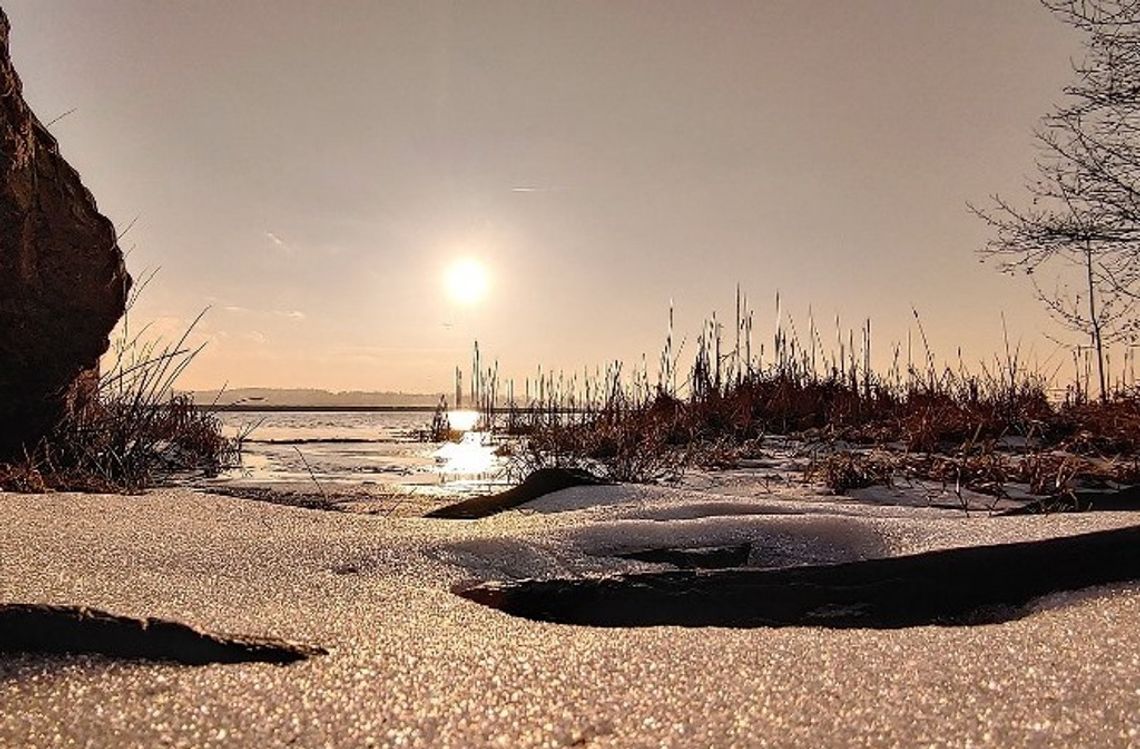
<box><xmin>2</xmin><ymin>483</ymin><xmax>1140</xmax><ymax>748</ymax></box>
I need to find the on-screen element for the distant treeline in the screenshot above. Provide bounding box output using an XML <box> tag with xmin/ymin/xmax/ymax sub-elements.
<box><xmin>183</xmin><ymin>388</ymin><xmax>445</xmax><ymax>409</ymax></box>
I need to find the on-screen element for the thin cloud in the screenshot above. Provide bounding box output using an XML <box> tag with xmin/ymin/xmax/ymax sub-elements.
<box><xmin>265</xmin><ymin>231</ymin><xmax>289</xmax><ymax>249</ymax></box>
<box><xmin>220</xmin><ymin>304</ymin><xmax>303</xmax><ymax>321</ymax></box>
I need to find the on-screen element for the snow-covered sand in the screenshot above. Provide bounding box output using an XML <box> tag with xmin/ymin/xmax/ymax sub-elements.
<box><xmin>2</xmin><ymin>483</ymin><xmax>1139</xmax><ymax>747</ymax></box>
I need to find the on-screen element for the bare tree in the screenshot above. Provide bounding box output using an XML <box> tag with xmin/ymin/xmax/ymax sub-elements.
<box><xmin>972</xmin><ymin>0</ymin><xmax>1140</xmax><ymax>401</ymax></box>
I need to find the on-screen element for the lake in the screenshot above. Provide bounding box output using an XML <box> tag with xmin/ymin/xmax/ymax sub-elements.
<box><xmin>213</xmin><ymin>409</ymin><xmax>508</xmax><ymax>499</ymax></box>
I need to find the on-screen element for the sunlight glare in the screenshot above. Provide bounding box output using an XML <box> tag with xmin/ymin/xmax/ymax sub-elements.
<box><xmin>447</xmin><ymin>409</ymin><xmax>479</xmax><ymax>432</ymax></box>
<box><xmin>434</xmin><ymin>431</ymin><xmax>496</xmax><ymax>475</ymax></box>
<box><xmin>445</xmin><ymin>258</ymin><xmax>489</xmax><ymax>305</ymax></box>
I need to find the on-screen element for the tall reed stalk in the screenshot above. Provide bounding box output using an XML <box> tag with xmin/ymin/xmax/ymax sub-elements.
<box><xmin>460</xmin><ymin>290</ymin><xmax>1140</xmax><ymax>484</ymax></box>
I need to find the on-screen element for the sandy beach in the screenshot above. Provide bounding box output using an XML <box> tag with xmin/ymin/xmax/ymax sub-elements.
<box><xmin>6</xmin><ymin>0</ymin><xmax>1140</xmax><ymax>745</ymax></box>
<box><xmin>3</xmin><ymin>483</ymin><xmax>1139</xmax><ymax>748</ymax></box>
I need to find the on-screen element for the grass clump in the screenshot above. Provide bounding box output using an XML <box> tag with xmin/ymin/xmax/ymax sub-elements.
<box><xmin>0</xmin><ymin>308</ymin><xmax>241</xmax><ymax>493</ymax></box>
<box><xmin>505</xmin><ymin>398</ymin><xmax>689</xmax><ymax>483</ymax></box>
<box><xmin>805</xmin><ymin>451</ymin><xmax>897</xmax><ymax>495</ymax></box>
<box><xmin>416</xmin><ymin>396</ymin><xmax>465</xmax><ymax>443</ymax></box>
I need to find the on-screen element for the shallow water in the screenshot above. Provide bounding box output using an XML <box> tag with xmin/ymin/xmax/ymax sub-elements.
<box><xmin>214</xmin><ymin>409</ymin><xmax>507</xmax><ymax>495</ymax></box>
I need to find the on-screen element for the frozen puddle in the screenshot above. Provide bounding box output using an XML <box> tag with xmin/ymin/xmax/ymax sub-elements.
<box><xmin>430</xmin><ymin>479</ymin><xmax>1140</xmax><ymax>630</ymax></box>
<box><xmin>570</xmin><ymin>515</ymin><xmax>887</xmax><ymax>569</ymax></box>
<box><xmin>454</xmin><ymin>525</ymin><xmax>1140</xmax><ymax>629</ymax></box>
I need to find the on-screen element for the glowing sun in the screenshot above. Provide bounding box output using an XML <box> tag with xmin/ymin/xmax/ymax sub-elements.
<box><xmin>444</xmin><ymin>258</ymin><xmax>489</xmax><ymax>304</ymax></box>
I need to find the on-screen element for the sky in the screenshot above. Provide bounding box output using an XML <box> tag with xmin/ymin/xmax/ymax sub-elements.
<box><xmin>4</xmin><ymin>1</ymin><xmax>1089</xmax><ymax>392</ymax></box>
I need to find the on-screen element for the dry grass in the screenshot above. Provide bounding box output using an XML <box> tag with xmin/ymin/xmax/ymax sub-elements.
<box><xmin>504</xmin><ymin>402</ymin><xmax>689</xmax><ymax>483</ymax></box>
<box><xmin>0</xmin><ymin>308</ymin><xmax>241</xmax><ymax>493</ymax></box>
<box><xmin>803</xmin><ymin>450</ymin><xmax>898</xmax><ymax>494</ymax></box>
<box><xmin>804</xmin><ymin>443</ymin><xmax>1140</xmax><ymax>499</ymax></box>
<box><xmin>460</xmin><ymin>292</ymin><xmax>1140</xmax><ymax>489</ymax></box>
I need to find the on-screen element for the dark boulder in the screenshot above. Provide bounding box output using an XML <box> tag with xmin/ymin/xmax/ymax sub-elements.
<box><xmin>426</xmin><ymin>467</ymin><xmax>609</xmax><ymax>519</ymax></box>
<box><xmin>0</xmin><ymin>7</ymin><xmax>130</xmax><ymax>456</ymax></box>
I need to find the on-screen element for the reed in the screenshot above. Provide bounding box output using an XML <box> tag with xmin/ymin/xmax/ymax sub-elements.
<box><xmin>463</xmin><ymin>288</ymin><xmax>1140</xmax><ymax>487</ymax></box>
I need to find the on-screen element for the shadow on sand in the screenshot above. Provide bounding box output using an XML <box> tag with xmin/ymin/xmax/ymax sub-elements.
<box><xmin>0</xmin><ymin>604</ymin><xmax>325</xmax><ymax>665</ymax></box>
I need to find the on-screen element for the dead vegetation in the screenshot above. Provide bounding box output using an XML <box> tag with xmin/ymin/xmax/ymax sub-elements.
<box><xmin>457</xmin><ymin>291</ymin><xmax>1140</xmax><ymax>494</ymax></box>
<box><xmin>0</xmin><ymin>306</ymin><xmax>242</xmax><ymax>493</ymax></box>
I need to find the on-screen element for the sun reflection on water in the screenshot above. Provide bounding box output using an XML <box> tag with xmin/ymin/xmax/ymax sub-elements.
<box><xmin>447</xmin><ymin>409</ymin><xmax>480</xmax><ymax>432</ymax></box>
<box><xmin>433</xmin><ymin>410</ymin><xmax>497</xmax><ymax>476</ymax></box>
<box><xmin>433</xmin><ymin>431</ymin><xmax>497</xmax><ymax>475</ymax></box>
<box><xmin>213</xmin><ymin>410</ymin><xmax>505</xmax><ymax>493</ymax></box>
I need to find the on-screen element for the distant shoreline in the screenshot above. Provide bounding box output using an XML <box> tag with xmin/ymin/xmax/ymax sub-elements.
<box><xmin>198</xmin><ymin>405</ymin><xmax>442</xmax><ymax>413</ymax></box>
<box><xmin>198</xmin><ymin>404</ymin><xmax>587</xmax><ymax>414</ymax></box>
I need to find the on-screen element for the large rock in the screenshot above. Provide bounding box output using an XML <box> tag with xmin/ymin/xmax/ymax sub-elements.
<box><xmin>425</xmin><ymin>467</ymin><xmax>609</xmax><ymax>519</ymax></box>
<box><xmin>0</xmin><ymin>7</ymin><xmax>130</xmax><ymax>456</ymax></box>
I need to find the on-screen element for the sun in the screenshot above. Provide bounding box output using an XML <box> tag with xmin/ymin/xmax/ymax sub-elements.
<box><xmin>444</xmin><ymin>258</ymin><xmax>489</xmax><ymax>305</ymax></box>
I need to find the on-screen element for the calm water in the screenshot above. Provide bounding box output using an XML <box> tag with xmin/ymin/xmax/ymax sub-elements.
<box><xmin>215</xmin><ymin>410</ymin><xmax>507</xmax><ymax>495</ymax></box>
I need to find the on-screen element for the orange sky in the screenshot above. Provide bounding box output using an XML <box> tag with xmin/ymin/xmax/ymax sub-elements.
<box><xmin>5</xmin><ymin>1</ymin><xmax>1089</xmax><ymax>392</ymax></box>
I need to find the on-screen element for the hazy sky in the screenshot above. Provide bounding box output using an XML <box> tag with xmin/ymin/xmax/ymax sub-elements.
<box><xmin>5</xmin><ymin>1</ymin><xmax>1086</xmax><ymax>392</ymax></box>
